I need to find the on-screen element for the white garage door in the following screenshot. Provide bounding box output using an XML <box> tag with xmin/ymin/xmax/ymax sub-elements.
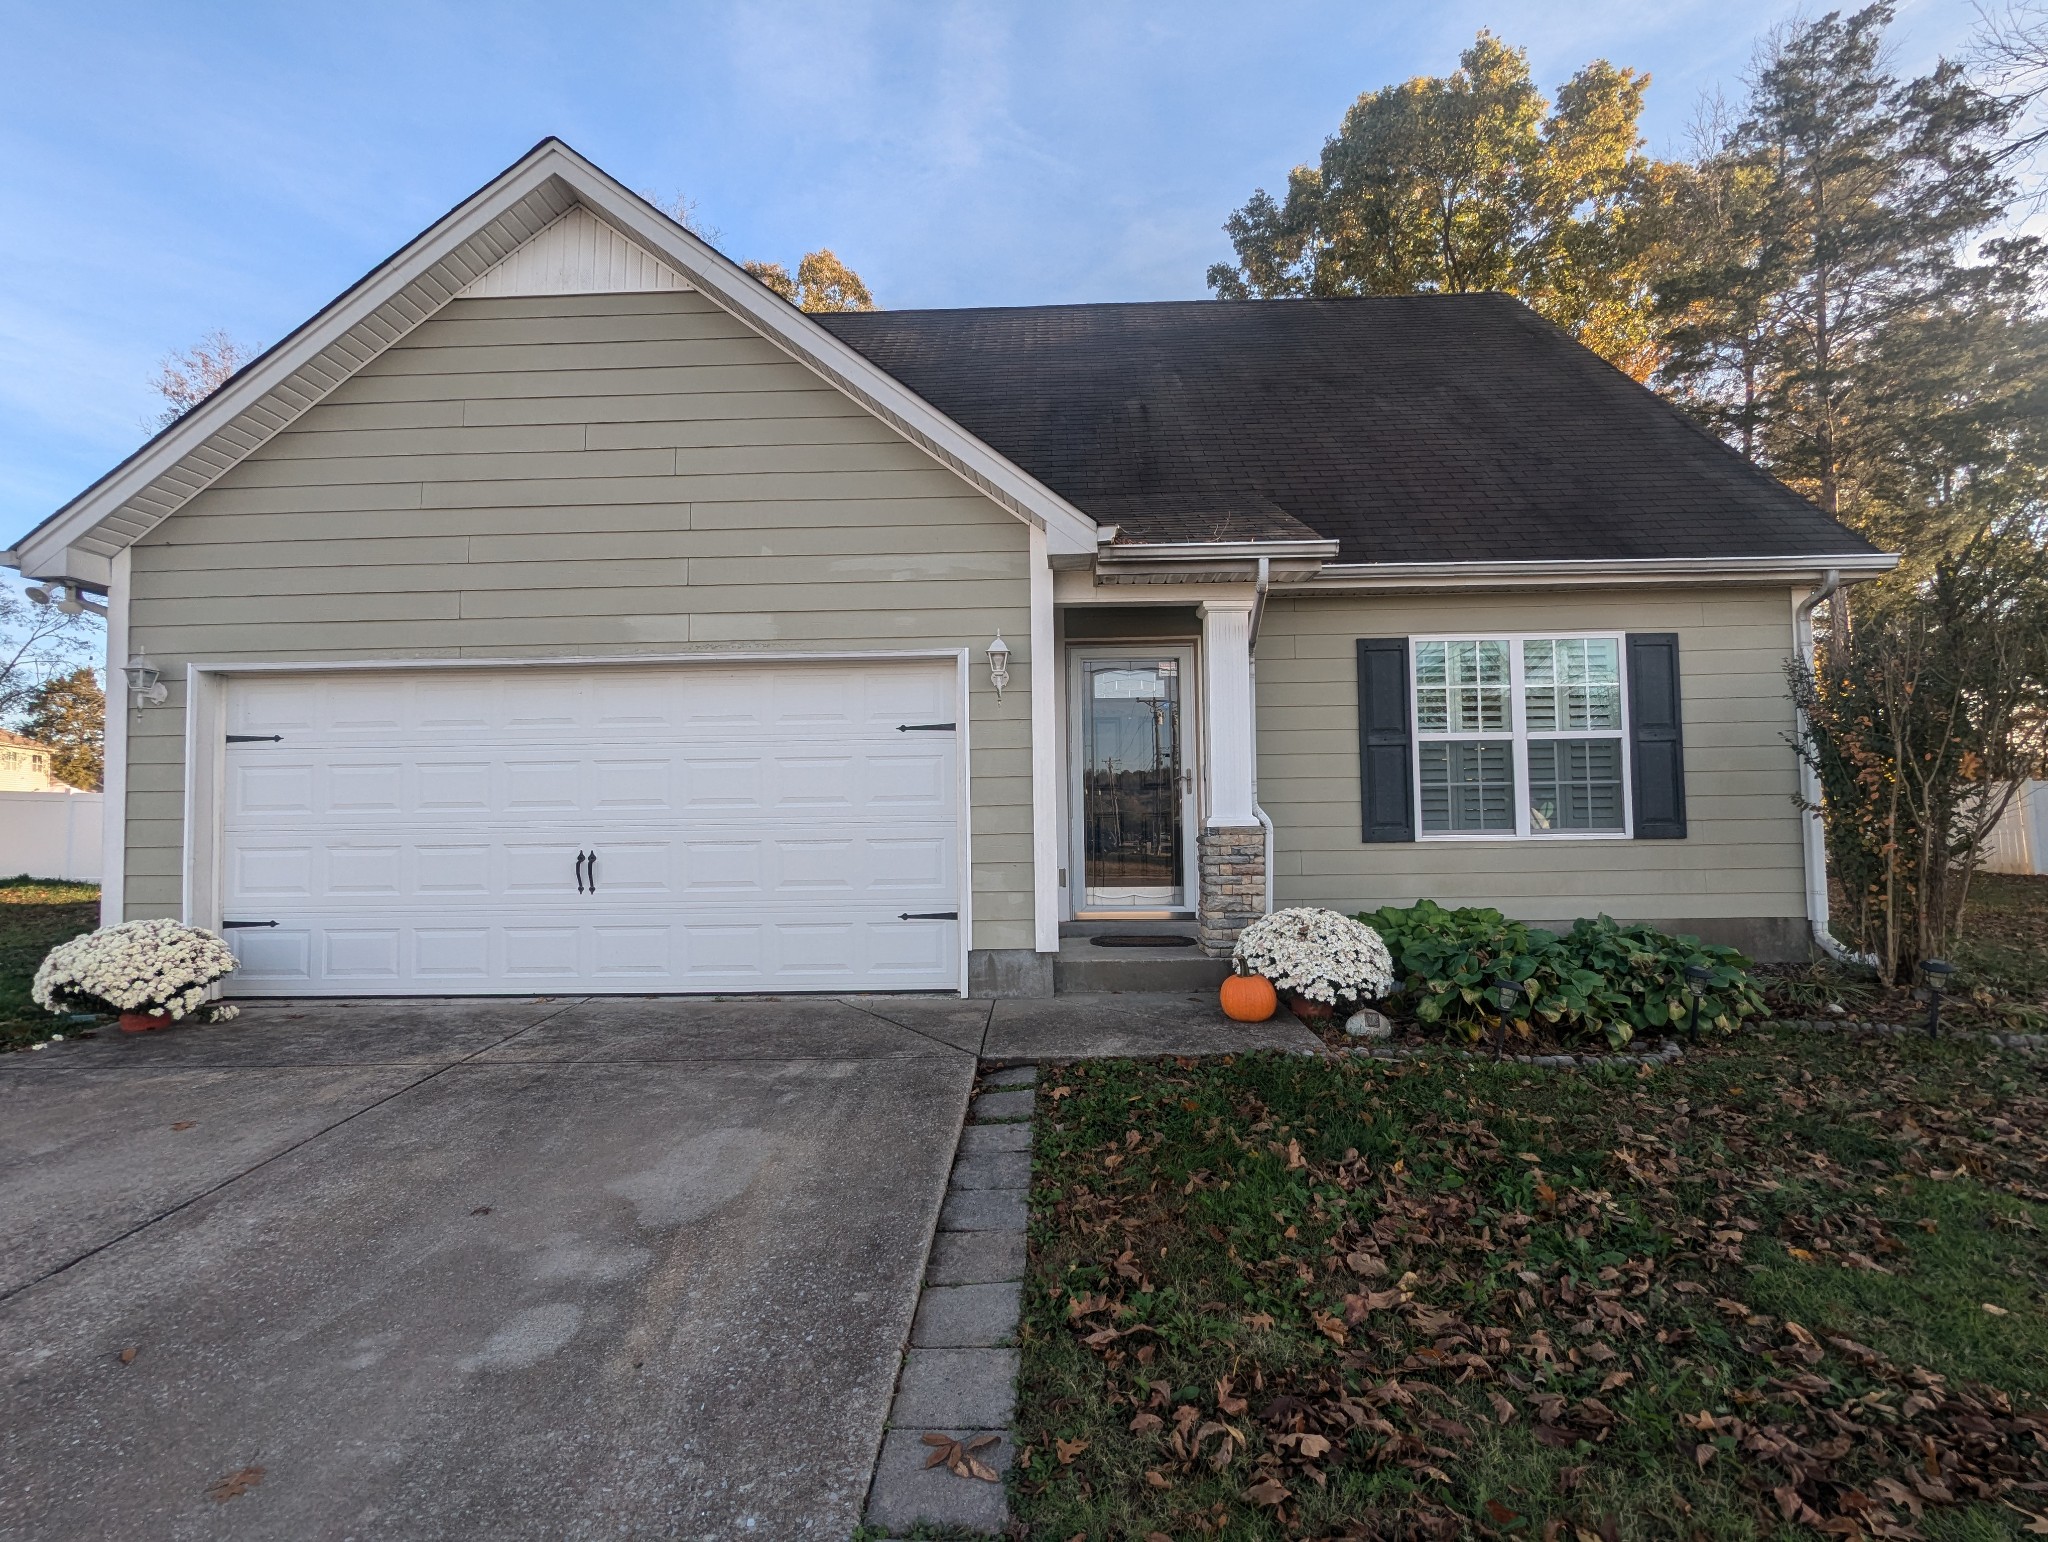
<box><xmin>218</xmin><ymin>660</ymin><xmax>963</xmax><ymax>995</ymax></box>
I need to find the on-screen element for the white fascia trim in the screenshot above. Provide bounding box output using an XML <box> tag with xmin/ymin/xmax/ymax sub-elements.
<box><xmin>17</xmin><ymin>138</ymin><xmax>1099</xmax><ymax>575</ymax></box>
<box><xmin>1309</xmin><ymin>553</ymin><xmax>1900</xmax><ymax>591</ymax></box>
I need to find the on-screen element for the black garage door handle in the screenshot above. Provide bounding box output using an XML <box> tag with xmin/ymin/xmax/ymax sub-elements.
<box><xmin>898</xmin><ymin>911</ymin><xmax>958</xmax><ymax>920</ymax></box>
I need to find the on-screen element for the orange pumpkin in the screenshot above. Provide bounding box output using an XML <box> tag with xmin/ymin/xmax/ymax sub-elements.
<box><xmin>1219</xmin><ymin>973</ymin><xmax>1278</xmax><ymax>1023</ymax></box>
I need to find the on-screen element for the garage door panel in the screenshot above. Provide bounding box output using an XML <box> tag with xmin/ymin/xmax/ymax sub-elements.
<box><xmin>221</xmin><ymin>661</ymin><xmax>963</xmax><ymax>994</ymax></box>
<box><xmin>227</xmin><ymin>748</ymin><xmax>942</xmax><ymax>826</ymax></box>
<box><xmin>501</xmin><ymin>927</ymin><xmax>582</xmax><ymax>979</ymax></box>
<box><xmin>228</xmin><ymin>911</ymin><xmax>960</xmax><ymax>994</ymax></box>
<box><xmin>324</xmin><ymin>928</ymin><xmax>403</xmax><ymax>981</ymax></box>
<box><xmin>225</xmin><ymin>828</ymin><xmax>957</xmax><ymax>910</ymax></box>
<box><xmin>417</xmin><ymin>844</ymin><xmax>492</xmax><ymax>895</ymax></box>
<box><xmin>415</xmin><ymin>927</ymin><xmax>491</xmax><ymax>979</ymax></box>
<box><xmin>417</xmin><ymin>761</ymin><xmax>493</xmax><ymax>810</ymax></box>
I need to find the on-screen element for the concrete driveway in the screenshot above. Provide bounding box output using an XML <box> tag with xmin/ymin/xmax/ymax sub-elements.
<box><xmin>0</xmin><ymin>995</ymin><xmax>986</xmax><ymax>1541</ymax></box>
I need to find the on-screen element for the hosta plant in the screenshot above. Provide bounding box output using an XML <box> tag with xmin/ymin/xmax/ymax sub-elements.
<box><xmin>1363</xmin><ymin>899</ymin><xmax>1764</xmax><ymax>1049</ymax></box>
<box><xmin>1231</xmin><ymin>907</ymin><xmax>1394</xmax><ymax>1007</ymax></box>
<box><xmin>33</xmin><ymin>918</ymin><xmax>241</xmax><ymax>1023</ymax></box>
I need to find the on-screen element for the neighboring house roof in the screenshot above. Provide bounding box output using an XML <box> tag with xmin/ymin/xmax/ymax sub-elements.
<box><xmin>817</xmin><ymin>297</ymin><xmax>1883</xmax><ymax>565</ymax></box>
<box><xmin>0</xmin><ymin>730</ymin><xmax>47</xmax><ymax>752</ymax></box>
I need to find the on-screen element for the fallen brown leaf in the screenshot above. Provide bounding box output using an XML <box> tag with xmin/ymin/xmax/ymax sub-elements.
<box><xmin>208</xmin><ymin>1467</ymin><xmax>263</xmax><ymax>1503</ymax></box>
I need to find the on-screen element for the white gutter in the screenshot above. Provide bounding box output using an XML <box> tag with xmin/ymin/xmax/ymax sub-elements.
<box><xmin>1310</xmin><ymin>553</ymin><xmax>1899</xmax><ymax>591</ymax></box>
<box><xmin>1793</xmin><ymin>570</ymin><xmax>1877</xmax><ymax>967</ymax></box>
<box><xmin>1248</xmin><ymin>556</ymin><xmax>1276</xmax><ymax>915</ymax></box>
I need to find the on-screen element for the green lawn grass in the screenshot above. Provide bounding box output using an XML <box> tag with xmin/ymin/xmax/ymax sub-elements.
<box><xmin>1014</xmin><ymin>1034</ymin><xmax>2048</xmax><ymax>1540</ymax></box>
<box><xmin>0</xmin><ymin>877</ymin><xmax>100</xmax><ymax>1052</ymax></box>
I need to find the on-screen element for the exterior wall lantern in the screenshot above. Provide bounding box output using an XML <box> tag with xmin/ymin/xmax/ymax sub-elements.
<box><xmin>986</xmin><ymin>631</ymin><xmax>1011</xmax><ymax>701</ymax></box>
<box><xmin>124</xmin><ymin>650</ymin><xmax>168</xmax><ymax>707</ymax></box>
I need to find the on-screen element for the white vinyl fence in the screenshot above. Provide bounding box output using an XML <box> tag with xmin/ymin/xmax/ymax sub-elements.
<box><xmin>0</xmin><ymin>790</ymin><xmax>102</xmax><ymax>882</ymax></box>
<box><xmin>1981</xmin><ymin>780</ymin><xmax>2048</xmax><ymax>876</ymax></box>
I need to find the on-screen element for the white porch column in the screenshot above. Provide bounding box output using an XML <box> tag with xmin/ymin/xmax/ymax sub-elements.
<box><xmin>1199</xmin><ymin>597</ymin><xmax>1258</xmax><ymax>828</ymax></box>
<box><xmin>1029</xmin><ymin>524</ymin><xmax>1059</xmax><ymax>953</ymax></box>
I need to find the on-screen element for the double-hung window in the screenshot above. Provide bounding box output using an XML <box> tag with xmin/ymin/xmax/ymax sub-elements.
<box><xmin>1411</xmin><ymin>635</ymin><xmax>1630</xmax><ymax>838</ymax></box>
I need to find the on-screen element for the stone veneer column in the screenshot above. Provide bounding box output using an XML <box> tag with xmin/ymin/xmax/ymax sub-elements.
<box><xmin>1197</xmin><ymin>597</ymin><xmax>1266</xmax><ymax>957</ymax></box>
<box><xmin>1198</xmin><ymin>825</ymin><xmax>1267</xmax><ymax>957</ymax></box>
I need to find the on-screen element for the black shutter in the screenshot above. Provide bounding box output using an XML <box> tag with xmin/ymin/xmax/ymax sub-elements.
<box><xmin>1626</xmin><ymin>633</ymin><xmax>1686</xmax><ymax>839</ymax></box>
<box><xmin>1357</xmin><ymin>638</ymin><xmax>1414</xmax><ymax>842</ymax></box>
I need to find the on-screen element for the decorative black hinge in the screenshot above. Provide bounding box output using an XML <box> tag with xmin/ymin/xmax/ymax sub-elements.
<box><xmin>896</xmin><ymin>722</ymin><xmax>956</xmax><ymax>733</ymax></box>
<box><xmin>226</xmin><ymin>735</ymin><xmax>283</xmax><ymax>743</ymax></box>
<box><xmin>897</xmin><ymin>911</ymin><xmax>959</xmax><ymax>921</ymax></box>
<box><xmin>220</xmin><ymin>919</ymin><xmax>279</xmax><ymax>929</ymax></box>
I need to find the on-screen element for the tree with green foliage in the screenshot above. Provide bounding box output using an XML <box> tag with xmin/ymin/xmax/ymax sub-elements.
<box><xmin>1793</xmin><ymin>535</ymin><xmax>2048</xmax><ymax>982</ymax></box>
<box><xmin>1656</xmin><ymin>5</ymin><xmax>2041</xmax><ymax>556</ymax></box>
<box><xmin>17</xmin><ymin>667</ymin><xmax>104</xmax><ymax>792</ymax></box>
<box><xmin>1206</xmin><ymin>33</ymin><xmax>1680</xmax><ymax>378</ymax></box>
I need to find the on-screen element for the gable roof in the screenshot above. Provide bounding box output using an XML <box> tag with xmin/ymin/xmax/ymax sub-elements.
<box><xmin>10</xmin><ymin>140</ymin><xmax>1099</xmax><ymax>587</ymax></box>
<box><xmin>817</xmin><ymin>297</ymin><xmax>1884</xmax><ymax>566</ymax></box>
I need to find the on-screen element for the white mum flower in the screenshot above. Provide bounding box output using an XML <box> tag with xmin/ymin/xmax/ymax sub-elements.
<box><xmin>33</xmin><ymin>919</ymin><xmax>241</xmax><ymax>1022</ymax></box>
<box><xmin>1231</xmin><ymin>907</ymin><xmax>1393</xmax><ymax>1006</ymax></box>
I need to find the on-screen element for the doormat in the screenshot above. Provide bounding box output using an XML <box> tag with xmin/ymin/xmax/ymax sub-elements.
<box><xmin>1089</xmin><ymin>934</ymin><xmax>1199</xmax><ymax>948</ymax></box>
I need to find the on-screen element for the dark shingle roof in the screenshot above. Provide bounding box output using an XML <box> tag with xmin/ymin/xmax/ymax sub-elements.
<box><xmin>816</xmin><ymin>296</ymin><xmax>1878</xmax><ymax>564</ymax></box>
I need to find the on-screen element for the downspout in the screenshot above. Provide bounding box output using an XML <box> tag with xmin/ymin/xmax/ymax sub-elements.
<box><xmin>1794</xmin><ymin>570</ymin><xmax>1876</xmax><ymax>965</ymax></box>
<box><xmin>1248</xmin><ymin>557</ymin><xmax>1276</xmax><ymax>915</ymax></box>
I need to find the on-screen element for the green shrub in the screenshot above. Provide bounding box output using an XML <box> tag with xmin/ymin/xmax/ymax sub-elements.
<box><xmin>1361</xmin><ymin>900</ymin><xmax>1764</xmax><ymax>1050</ymax></box>
<box><xmin>1560</xmin><ymin>914</ymin><xmax>1764</xmax><ymax>1040</ymax></box>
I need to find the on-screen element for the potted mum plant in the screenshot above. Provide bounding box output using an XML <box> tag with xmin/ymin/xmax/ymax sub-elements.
<box><xmin>1228</xmin><ymin>907</ymin><xmax>1393</xmax><ymax>1026</ymax></box>
<box><xmin>34</xmin><ymin>919</ymin><xmax>242</xmax><ymax>1033</ymax></box>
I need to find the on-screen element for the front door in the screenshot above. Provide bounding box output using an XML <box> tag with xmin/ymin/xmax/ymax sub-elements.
<box><xmin>1069</xmin><ymin>649</ymin><xmax>1197</xmax><ymax>914</ymax></box>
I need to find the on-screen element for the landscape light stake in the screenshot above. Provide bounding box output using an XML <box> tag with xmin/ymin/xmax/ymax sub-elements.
<box><xmin>1683</xmin><ymin>964</ymin><xmax>1714</xmax><ymax>1044</ymax></box>
<box><xmin>1494</xmin><ymin>976</ymin><xmax>1521</xmax><ymax>1062</ymax></box>
<box><xmin>1921</xmin><ymin>959</ymin><xmax>1954</xmax><ymax>1038</ymax></box>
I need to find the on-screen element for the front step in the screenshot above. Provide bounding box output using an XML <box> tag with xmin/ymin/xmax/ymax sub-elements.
<box><xmin>1052</xmin><ymin>932</ymin><xmax>1229</xmax><ymax>995</ymax></box>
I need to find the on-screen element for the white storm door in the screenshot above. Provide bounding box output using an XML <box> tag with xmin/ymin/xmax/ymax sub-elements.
<box><xmin>217</xmin><ymin>660</ymin><xmax>962</xmax><ymax>995</ymax></box>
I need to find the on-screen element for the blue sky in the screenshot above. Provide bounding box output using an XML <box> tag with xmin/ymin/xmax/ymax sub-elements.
<box><xmin>0</xmin><ymin>0</ymin><xmax>1990</xmax><ymax>544</ymax></box>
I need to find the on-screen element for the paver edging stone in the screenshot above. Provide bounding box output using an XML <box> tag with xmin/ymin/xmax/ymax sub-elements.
<box><xmin>864</xmin><ymin>1066</ymin><xmax>1033</xmax><ymax>1537</ymax></box>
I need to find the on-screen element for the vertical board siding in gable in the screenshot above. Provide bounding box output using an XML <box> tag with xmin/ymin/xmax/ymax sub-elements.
<box><xmin>1254</xmin><ymin>587</ymin><xmax>1804</xmax><ymax>922</ymax></box>
<box><xmin>123</xmin><ymin>290</ymin><xmax>1035</xmax><ymax>951</ymax></box>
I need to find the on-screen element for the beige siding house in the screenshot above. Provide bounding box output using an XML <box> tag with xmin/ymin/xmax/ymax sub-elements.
<box><xmin>11</xmin><ymin>140</ymin><xmax>1893</xmax><ymax>997</ymax></box>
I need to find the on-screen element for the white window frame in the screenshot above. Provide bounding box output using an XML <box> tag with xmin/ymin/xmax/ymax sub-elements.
<box><xmin>1409</xmin><ymin>632</ymin><xmax>1633</xmax><ymax>842</ymax></box>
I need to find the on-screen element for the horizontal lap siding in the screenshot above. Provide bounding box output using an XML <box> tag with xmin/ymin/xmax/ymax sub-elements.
<box><xmin>1255</xmin><ymin>588</ymin><xmax>1804</xmax><ymax>924</ymax></box>
<box><xmin>126</xmin><ymin>291</ymin><xmax>1034</xmax><ymax>950</ymax></box>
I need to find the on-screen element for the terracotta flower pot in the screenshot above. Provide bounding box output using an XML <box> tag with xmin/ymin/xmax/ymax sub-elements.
<box><xmin>1286</xmin><ymin>994</ymin><xmax>1335</xmax><ymax>1028</ymax></box>
<box><xmin>118</xmin><ymin>1010</ymin><xmax>173</xmax><ymax>1034</ymax></box>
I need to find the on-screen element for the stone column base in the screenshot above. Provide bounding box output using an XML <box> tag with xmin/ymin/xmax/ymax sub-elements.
<box><xmin>1197</xmin><ymin>825</ymin><xmax>1267</xmax><ymax>958</ymax></box>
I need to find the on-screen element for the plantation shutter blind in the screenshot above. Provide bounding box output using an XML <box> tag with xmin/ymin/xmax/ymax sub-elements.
<box><xmin>1625</xmin><ymin>633</ymin><xmax>1687</xmax><ymax>839</ymax></box>
<box><xmin>1356</xmin><ymin>638</ymin><xmax>1415</xmax><ymax>842</ymax></box>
